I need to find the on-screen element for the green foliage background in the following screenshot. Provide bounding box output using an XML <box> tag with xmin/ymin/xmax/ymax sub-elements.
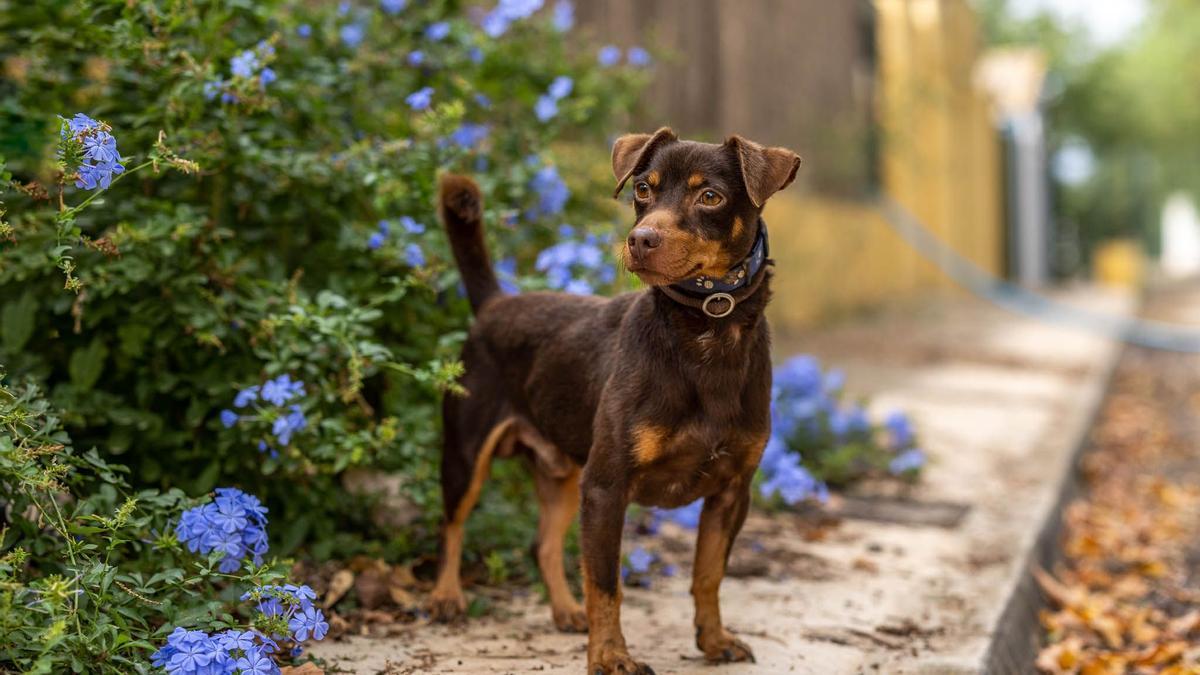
<box><xmin>0</xmin><ymin>0</ymin><xmax>644</xmax><ymax>563</ymax></box>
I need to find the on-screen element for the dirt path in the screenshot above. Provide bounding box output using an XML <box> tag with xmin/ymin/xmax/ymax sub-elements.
<box><xmin>309</xmin><ymin>287</ymin><xmax>1131</xmax><ymax>674</ymax></box>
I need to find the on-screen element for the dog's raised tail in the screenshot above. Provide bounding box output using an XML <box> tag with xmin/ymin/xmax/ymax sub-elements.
<box><xmin>439</xmin><ymin>174</ymin><xmax>500</xmax><ymax>313</ymax></box>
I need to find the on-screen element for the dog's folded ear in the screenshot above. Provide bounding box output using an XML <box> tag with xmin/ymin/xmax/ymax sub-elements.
<box><xmin>611</xmin><ymin>127</ymin><xmax>678</xmax><ymax>198</ymax></box>
<box><xmin>725</xmin><ymin>135</ymin><xmax>802</xmax><ymax>208</ymax></box>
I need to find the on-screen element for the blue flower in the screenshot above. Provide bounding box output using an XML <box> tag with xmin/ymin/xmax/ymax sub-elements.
<box><xmin>203</xmin><ymin>80</ymin><xmax>224</xmax><ymax>100</ymax></box>
<box><xmin>61</xmin><ymin>115</ymin><xmax>126</xmax><ymax>191</ymax></box>
<box><xmin>406</xmin><ymin>86</ymin><xmax>434</xmax><ymax>110</ymax></box>
<box><xmin>259</xmin><ymin>67</ymin><xmax>277</xmax><ymax>87</ymax></box>
<box><xmin>885</xmin><ymin>411</ymin><xmax>914</xmax><ymax>449</ymax></box>
<box><xmin>234</xmin><ymin>385</ymin><xmax>259</xmax><ymax>408</ymax></box>
<box><xmin>405</xmin><ymin>243</ymin><xmax>426</xmax><ymax>267</ymax></box>
<box><xmin>759</xmin><ymin>448</ymin><xmax>827</xmax><ymax>505</ymax></box>
<box><xmin>627</xmin><ymin>46</ymin><xmax>651</xmax><ymax>67</ymax></box>
<box><xmin>338</xmin><ymin>0</ymin><xmax>352</xmax><ymax>14</ymax></box>
<box><xmin>368</xmin><ymin>232</ymin><xmax>386</xmax><ymax>250</ymax></box>
<box><xmin>627</xmin><ymin>546</ymin><xmax>654</xmax><ymax>574</ymax></box>
<box><xmin>381</xmin><ymin>0</ymin><xmax>406</xmax><ymax>14</ymax></box>
<box><xmin>557</xmin><ymin>224</ymin><xmax>576</xmax><ymax>238</ymax></box>
<box><xmin>399</xmin><ymin>216</ymin><xmax>425</xmax><ymax>234</ymax></box>
<box><xmin>889</xmin><ymin>448</ymin><xmax>925</xmax><ymax>475</ymax></box>
<box><xmin>407</xmin><ymin>50</ymin><xmax>425</xmax><ymax>66</ymax></box>
<box><xmin>548</xmin><ymin>75</ymin><xmax>573</xmax><ymax>100</ymax></box>
<box><xmin>529</xmin><ymin>165</ymin><xmax>569</xmax><ymax>216</ymax></box>
<box><xmin>425</xmin><ymin>21</ymin><xmax>451</xmax><ymax>41</ymax></box>
<box><xmin>496</xmin><ymin>257</ymin><xmax>520</xmax><ymax>294</ymax></box>
<box><xmin>230</xmin><ymin>50</ymin><xmax>260</xmax><ymax>78</ymax></box>
<box><xmin>235</xmin><ymin>646</ymin><xmax>279</xmax><ymax>675</ymax></box>
<box><xmin>288</xmin><ymin>605</ymin><xmax>330</xmax><ymax>642</ymax></box>
<box><xmin>297</xmin><ymin>24</ymin><xmax>312</xmax><ymax>38</ymax></box>
<box><xmin>474</xmin><ymin>93</ymin><xmax>492</xmax><ymax>108</ymax></box>
<box><xmin>563</xmin><ymin>278</ymin><xmax>593</xmax><ymax>295</ymax></box>
<box><xmin>534</xmin><ymin>95</ymin><xmax>558</xmax><ymax>122</ymax></box>
<box><xmin>261</xmin><ymin>374</ymin><xmax>304</xmax><ymax>406</ymax></box>
<box><xmin>774</xmin><ymin>355</ymin><xmax>824</xmax><ymax>400</ymax></box>
<box><xmin>62</xmin><ymin>113</ymin><xmax>101</xmax><ymax>137</ymax></box>
<box><xmin>597</xmin><ymin>45</ymin><xmax>621</xmax><ymax>67</ymax></box>
<box><xmin>272</xmin><ymin>405</ymin><xmax>307</xmax><ymax>445</ymax></box>
<box><xmin>340</xmin><ymin>23</ymin><xmax>366</xmax><ymax>48</ymax></box>
<box><xmin>552</xmin><ymin>0</ymin><xmax>574</xmax><ymax>31</ymax></box>
<box><xmin>448</xmin><ymin>123</ymin><xmax>490</xmax><ymax>149</ymax></box>
<box><xmin>468</xmin><ymin>46</ymin><xmax>484</xmax><ymax>63</ymax></box>
<box><xmin>655</xmin><ymin>499</ymin><xmax>702</xmax><ymax>529</ymax></box>
<box><xmin>220</xmin><ymin>409</ymin><xmax>239</xmax><ymax>428</ymax></box>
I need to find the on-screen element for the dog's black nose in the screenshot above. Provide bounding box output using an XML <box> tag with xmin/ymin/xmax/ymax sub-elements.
<box><xmin>627</xmin><ymin>227</ymin><xmax>662</xmax><ymax>261</ymax></box>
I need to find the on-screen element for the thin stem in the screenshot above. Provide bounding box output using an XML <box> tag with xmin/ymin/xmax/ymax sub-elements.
<box><xmin>60</xmin><ymin>159</ymin><xmax>155</xmax><ymax>219</ymax></box>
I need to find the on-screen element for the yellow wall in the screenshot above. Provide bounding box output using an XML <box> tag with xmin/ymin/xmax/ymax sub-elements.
<box><xmin>767</xmin><ymin>0</ymin><xmax>1004</xmax><ymax>334</ymax></box>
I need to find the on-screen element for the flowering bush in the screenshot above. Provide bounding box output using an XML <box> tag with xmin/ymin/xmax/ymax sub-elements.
<box><xmin>770</xmin><ymin>355</ymin><xmax>924</xmax><ymax>488</ymax></box>
<box><xmin>0</xmin><ymin>375</ymin><xmax>324</xmax><ymax>673</ymax></box>
<box><xmin>0</xmin><ymin>0</ymin><xmax>649</xmax><ymax>565</ymax></box>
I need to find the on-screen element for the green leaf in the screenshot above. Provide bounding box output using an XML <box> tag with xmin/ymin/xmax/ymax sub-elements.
<box><xmin>68</xmin><ymin>338</ymin><xmax>109</xmax><ymax>392</ymax></box>
<box><xmin>1</xmin><ymin>293</ymin><xmax>38</xmax><ymax>353</ymax></box>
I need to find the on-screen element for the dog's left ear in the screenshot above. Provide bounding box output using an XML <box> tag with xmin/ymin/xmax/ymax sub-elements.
<box><xmin>725</xmin><ymin>136</ymin><xmax>802</xmax><ymax>208</ymax></box>
<box><xmin>611</xmin><ymin>127</ymin><xmax>678</xmax><ymax>198</ymax></box>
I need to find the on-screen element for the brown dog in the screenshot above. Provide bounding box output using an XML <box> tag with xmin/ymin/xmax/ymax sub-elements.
<box><xmin>428</xmin><ymin>127</ymin><xmax>801</xmax><ymax>674</ymax></box>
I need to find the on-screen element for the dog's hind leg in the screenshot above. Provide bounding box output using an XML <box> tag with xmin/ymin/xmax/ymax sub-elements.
<box><xmin>428</xmin><ymin>395</ymin><xmax>515</xmax><ymax>622</ymax></box>
<box><xmin>533</xmin><ymin>463</ymin><xmax>587</xmax><ymax>632</ymax></box>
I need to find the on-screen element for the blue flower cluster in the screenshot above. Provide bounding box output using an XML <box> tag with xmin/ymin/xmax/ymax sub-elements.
<box><xmin>406</xmin><ymin>86</ymin><xmax>434</xmax><ymax>111</ymax></box>
<box><xmin>884</xmin><ymin>411</ymin><xmax>925</xmax><ymax>475</ymax></box>
<box><xmin>152</xmin><ymin>627</ymin><xmax>280</xmax><ymax>675</ymax></box>
<box><xmin>535</xmin><ymin>225</ymin><xmax>615</xmax><ymax>295</ymax></box>
<box><xmin>59</xmin><ymin>113</ymin><xmax>125</xmax><ymax>190</ymax></box>
<box><xmin>771</xmin><ymin>354</ymin><xmax>925</xmax><ymax>489</ymax></box>
<box><xmin>772</xmin><ymin>355</ymin><xmax>868</xmax><ymax>445</ymax></box>
<box><xmin>758</xmin><ymin>436</ymin><xmax>828</xmax><ymax>505</ymax></box>
<box><xmin>151</xmin><ymin>584</ymin><xmax>328</xmax><ymax>675</ymax></box>
<box><xmin>175</xmin><ymin>488</ymin><xmax>269</xmax><ymax>574</ymax></box>
<box><xmin>367</xmin><ymin>217</ymin><xmax>426</xmax><ymax>267</ymax></box>
<box><xmin>221</xmin><ymin>374</ymin><xmax>308</xmax><ymax>449</ymax></box>
<box><xmin>206</xmin><ymin>41</ymin><xmax>276</xmax><ymax>104</ymax></box>
<box><xmin>527</xmin><ymin>164</ymin><xmax>569</xmax><ymax>217</ymax></box>
<box><xmin>597</xmin><ymin>45</ymin><xmax>652</xmax><ymax>68</ymax></box>
<box><xmin>481</xmin><ymin>0</ymin><xmax>544</xmax><ymax>37</ymax></box>
<box><xmin>245</xmin><ymin>585</ymin><xmax>329</xmax><ymax>643</ymax></box>
<box><xmin>534</xmin><ymin>75</ymin><xmax>573</xmax><ymax>122</ymax></box>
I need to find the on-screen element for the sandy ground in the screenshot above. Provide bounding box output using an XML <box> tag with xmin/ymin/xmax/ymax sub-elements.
<box><xmin>309</xmin><ymin>286</ymin><xmax>1132</xmax><ymax>674</ymax></box>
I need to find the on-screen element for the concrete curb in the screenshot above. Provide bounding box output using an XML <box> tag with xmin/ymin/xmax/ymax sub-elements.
<box><xmin>980</xmin><ymin>340</ymin><xmax>1127</xmax><ymax>674</ymax></box>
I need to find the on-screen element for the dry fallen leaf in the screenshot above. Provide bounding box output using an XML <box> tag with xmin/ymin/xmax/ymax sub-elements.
<box><xmin>323</xmin><ymin>569</ymin><xmax>355</xmax><ymax>609</ymax></box>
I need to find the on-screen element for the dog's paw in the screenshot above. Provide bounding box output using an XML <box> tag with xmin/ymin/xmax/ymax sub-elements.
<box><xmin>551</xmin><ymin>603</ymin><xmax>588</xmax><ymax>633</ymax></box>
<box><xmin>697</xmin><ymin>628</ymin><xmax>756</xmax><ymax>664</ymax></box>
<box><xmin>587</xmin><ymin>647</ymin><xmax>655</xmax><ymax>675</ymax></box>
<box><xmin>426</xmin><ymin>587</ymin><xmax>467</xmax><ymax>623</ymax></box>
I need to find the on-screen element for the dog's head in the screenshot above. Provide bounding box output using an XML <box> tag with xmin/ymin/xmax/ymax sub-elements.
<box><xmin>611</xmin><ymin>127</ymin><xmax>801</xmax><ymax>287</ymax></box>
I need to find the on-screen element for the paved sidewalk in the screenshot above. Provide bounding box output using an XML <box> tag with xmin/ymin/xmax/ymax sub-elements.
<box><xmin>309</xmin><ymin>286</ymin><xmax>1133</xmax><ymax>674</ymax></box>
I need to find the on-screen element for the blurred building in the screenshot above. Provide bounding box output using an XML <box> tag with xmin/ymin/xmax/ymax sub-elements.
<box><xmin>579</xmin><ymin>0</ymin><xmax>1048</xmax><ymax>332</ymax></box>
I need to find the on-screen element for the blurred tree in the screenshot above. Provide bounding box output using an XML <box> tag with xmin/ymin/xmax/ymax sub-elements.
<box><xmin>973</xmin><ymin>0</ymin><xmax>1200</xmax><ymax>272</ymax></box>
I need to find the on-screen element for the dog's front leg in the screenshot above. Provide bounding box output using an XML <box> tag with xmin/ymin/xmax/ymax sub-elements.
<box><xmin>580</xmin><ymin>461</ymin><xmax>654</xmax><ymax>675</ymax></box>
<box><xmin>692</xmin><ymin>478</ymin><xmax>756</xmax><ymax>663</ymax></box>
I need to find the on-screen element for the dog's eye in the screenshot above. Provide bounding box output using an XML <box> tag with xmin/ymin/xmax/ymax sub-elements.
<box><xmin>698</xmin><ymin>189</ymin><xmax>724</xmax><ymax>207</ymax></box>
<box><xmin>634</xmin><ymin>182</ymin><xmax>652</xmax><ymax>200</ymax></box>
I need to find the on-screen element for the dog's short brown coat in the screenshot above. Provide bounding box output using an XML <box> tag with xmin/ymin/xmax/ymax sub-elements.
<box><xmin>428</xmin><ymin>128</ymin><xmax>801</xmax><ymax>674</ymax></box>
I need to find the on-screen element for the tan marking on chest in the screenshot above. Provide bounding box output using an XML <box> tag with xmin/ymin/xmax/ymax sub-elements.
<box><xmin>632</xmin><ymin>424</ymin><xmax>670</xmax><ymax>465</ymax></box>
